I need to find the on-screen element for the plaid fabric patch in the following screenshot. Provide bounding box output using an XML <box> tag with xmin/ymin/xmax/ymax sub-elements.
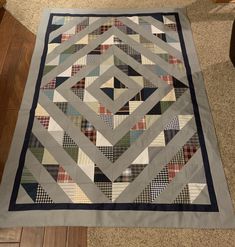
<box><xmin>168</xmin><ymin>148</ymin><xmax>185</xmax><ymax>166</ymax></box>
<box><xmin>116</xmin><ymin>65</ymin><xmax>129</xmax><ymax>74</ymax></box>
<box><xmin>41</xmin><ymin>78</ymin><xmax>56</xmax><ymax>89</ymax></box>
<box><xmin>63</xmin><ymin>132</ymin><xmax>78</xmax><ymax>148</ymax></box>
<box><xmin>116</xmin><ymin>44</ymin><xmax>140</xmax><ymax>56</ymax></box>
<box><xmin>131</xmin><ymin>118</ymin><xmax>146</xmax><ymax>130</ymax></box>
<box><xmin>84</xmin><ymin>130</ymin><xmax>96</xmax><ymax>144</ymax></box>
<box><xmin>173</xmin><ymin>185</ymin><xmax>190</xmax><ymax>204</ymax></box>
<box><xmin>71</xmin><ymin>88</ymin><xmax>84</xmax><ymax>100</ymax></box>
<box><xmin>71</xmin><ymin>65</ymin><xmax>84</xmax><ymax>76</ymax></box>
<box><xmin>183</xmin><ymin>144</ymin><xmax>198</xmax><ymax>163</ymax></box>
<box><xmin>156</xmin><ymin>33</ymin><xmax>167</xmax><ymax>41</ymax></box>
<box><xmin>57</xmin><ymin>166</ymin><xmax>72</xmax><ymax>183</ymax></box>
<box><xmin>186</xmin><ymin>133</ymin><xmax>200</xmax><ymax>147</ymax></box>
<box><xmin>160</xmin><ymin>75</ymin><xmax>173</xmax><ymax>85</ymax></box>
<box><xmin>115</xmin><ymin>167</ymin><xmax>132</xmax><ymax>182</ymax></box>
<box><xmin>100</xmin><ymin>45</ymin><xmax>111</xmax><ymax>53</ymax></box>
<box><xmin>35</xmin><ymin>185</ymin><xmax>53</xmax><ymax>203</ymax></box>
<box><xmin>61</xmin><ymin>34</ymin><xmax>73</xmax><ymax>42</ymax></box>
<box><xmin>28</xmin><ymin>134</ymin><xmax>43</xmax><ymax>148</ymax></box>
<box><xmin>76</xmin><ymin>19</ymin><xmax>89</xmax><ymax>33</ymax></box>
<box><xmin>36</xmin><ymin>116</ymin><xmax>50</xmax><ymax>129</ymax></box>
<box><xmin>55</xmin><ymin>102</ymin><xmax>68</xmax><ymax>114</ymax></box>
<box><xmin>174</xmin><ymin>88</ymin><xmax>187</xmax><ymax>99</ymax></box>
<box><xmin>166</xmin><ymin>23</ymin><xmax>177</xmax><ymax>31</ymax></box>
<box><xmin>169</xmin><ymin>55</ymin><xmax>182</xmax><ymax>64</ymax></box>
<box><xmin>143</xmin><ymin>78</ymin><xmax>157</xmax><ymax>88</ymax></box>
<box><xmin>81</xmin><ymin>118</ymin><xmax>95</xmax><ymax>132</ymax></box>
<box><xmin>167</xmin><ymin>163</ymin><xmax>183</xmax><ymax>182</ymax></box>
<box><xmin>113</xmin><ymin>146</ymin><xmax>127</xmax><ymax>162</ymax></box>
<box><xmin>164</xmin><ymin>129</ymin><xmax>179</xmax><ymax>144</ymax></box>
<box><xmin>115</xmin><ymin>103</ymin><xmax>129</xmax><ymax>115</ymax></box>
<box><xmin>43</xmin><ymin>165</ymin><xmax>59</xmax><ymax>181</ymax></box>
<box><xmin>71</xmin><ymin>78</ymin><xmax>85</xmax><ymax>89</ymax></box>
<box><xmin>131</xmin><ymin>164</ymin><xmax>147</xmax><ymax>180</ymax></box>
<box><xmin>99</xmin><ymin>105</ymin><xmax>112</xmax><ymax>115</ymax></box>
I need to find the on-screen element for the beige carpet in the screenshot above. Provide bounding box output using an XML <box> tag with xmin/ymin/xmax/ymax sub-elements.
<box><xmin>5</xmin><ymin>0</ymin><xmax>235</xmax><ymax>246</ymax></box>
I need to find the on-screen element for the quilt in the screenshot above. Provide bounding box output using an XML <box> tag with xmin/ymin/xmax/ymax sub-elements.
<box><xmin>0</xmin><ymin>8</ymin><xmax>234</xmax><ymax>228</ymax></box>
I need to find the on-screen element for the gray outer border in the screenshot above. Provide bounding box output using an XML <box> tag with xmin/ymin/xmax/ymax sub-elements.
<box><xmin>0</xmin><ymin>8</ymin><xmax>234</xmax><ymax>228</ymax></box>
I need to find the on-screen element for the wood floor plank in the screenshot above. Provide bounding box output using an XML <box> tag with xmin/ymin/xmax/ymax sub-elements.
<box><xmin>7</xmin><ymin>39</ymin><xmax>35</xmax><ymax>110</ymax></box>
<box><xmin>0</xmin><ymin>244</ymin><xmax>20</xmax><ymax>247</ymax></box>
<box><xmin>0</xmin><ymin>109</ymin><xmax>18</xmax><ymax>181</ymax></box>
<box><xmin>0</xmin><ymin>228</ymin><xmax>22</xmax><ymax>243</ymax></box>
<box><xmin>43</xmin><ymin>227</ymin><xmax>67</xmax><ymax>247</ymax></box>
<box><xmin>20</xmin><ymin>228</ymin><xmax>44</xmax><ymax>247</ymax></box>
<box><xmin>0</xmin><ymin>11</ymin><xmax>16</xmax><ymax>74</ymax></box>
<box><xmin>66</xmin><ymin>227</ymin><xmax>87</xmax><ymax>247</ymax></box>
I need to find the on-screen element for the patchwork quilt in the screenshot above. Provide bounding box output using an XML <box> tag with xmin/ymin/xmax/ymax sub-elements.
<box><xmin>0</xmin><ymin>9</ymin><xmax>234</xmax><ymax>228</ymax></box>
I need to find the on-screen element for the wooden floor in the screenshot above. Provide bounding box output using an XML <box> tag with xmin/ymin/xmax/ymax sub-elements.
<box><xmin>0</xmin><ymin>9</ymin><xmax>87</xmax><ymax>247</ymax></box>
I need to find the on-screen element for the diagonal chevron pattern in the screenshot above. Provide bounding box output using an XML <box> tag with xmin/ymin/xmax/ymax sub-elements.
<box><xmin>15</xmin><ymin>13</ymin><xmax>213</xmax><ymax>205</ymax></box>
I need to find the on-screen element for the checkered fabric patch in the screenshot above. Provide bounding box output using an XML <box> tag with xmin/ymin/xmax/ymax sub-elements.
<box><xmin>63</xmin><ymin>132</ymin><xmax>78</xmax><ymax>148</ymax></box>
<box><xmin>35</xmin><ymin>185</ymin><xmax>53</xmax><ymax>203</ymax></box>
<box><xmin>95</xmin><ymin>182</ymin><xmax>112</xmax><ymax>200</ymax></box>
<box><xmin>36</xmin><ymin>116</ymin><xmax>50</xmax><ymax>129</ymax></box>
<box><xmin>173</xmin><ymin>185</ymin><xmax>190</xmax><ymax>204</ymax></box>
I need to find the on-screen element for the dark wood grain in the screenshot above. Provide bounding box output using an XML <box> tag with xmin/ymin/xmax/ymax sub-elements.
<box><xmin>0</xmin><ymin>11</ymin><xmax>16</xmax><ymax>74</ymax></box>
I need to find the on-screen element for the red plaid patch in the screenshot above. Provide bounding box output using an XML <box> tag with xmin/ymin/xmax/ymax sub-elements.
<box><xmin>57</xmin><ymin>166</ymin><xmax>72</xmax><ymax>183</ymax></box>
<box><xmin>160</xmin><ymin>75</ymin><xmax>173</xmax><ymax>85</ymax></box>
<box><xmin>76</xmin><ymin>25</ymin><xmax>87</xmax><ymax>33</ymax></box>
<box><xmin>131</xmin><ymin>118</ymin><xmax>146</xmax><ymax>130</ymax></box>
<box><xmin>84</xmin><ymin>131</ymin><xmax>96</xmax><ymax>144</ymax></box>
<box><xmin>71</xmin><ymin>78</ymin><xmax>85</xmax><ymax>89</ymax></box>
<box><xmin>100</xmin><ymin>45</ymin><xmax>111</xmax><ymax>53</ymax></box>
<box><xmin>41</xmin><ymin>78</ymin><xmax>56</xmax><ymax>89</ymax></box>
<box><xmin>61</xmin><ymin>34</ymin><xmax>73</xmax><ymax>42</ymax></box>
<box><xmin>169</xmin><ymin>55</ymin><xmax>182</xmax><ymax>64</ymax></box>
<box><xmin>167</xmin><ymin>163</ymin><xmax>183</xmax><ymax>182</ymax></box>
<box><xmin>71</xmin><ymin>65</ymin><xmax>84</xmax><ymax>76</ymax></box>
<box><xmin>36</xmin><ymin>116</ymin><xmax>50</xmax><ymax>129</ymax></box>
<box><xmin>99</xmin><ymin>105</ymin><xmax>112</xmax><ymax>115</ymax></box>
<box><xmin>183</xmin><ymin>145</ymin><xmax>198</xmax><ymax>163</ymax></box>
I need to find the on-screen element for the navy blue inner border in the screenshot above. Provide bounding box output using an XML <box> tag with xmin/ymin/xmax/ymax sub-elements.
<box><xmin>9</xmin><ymin>12</ymin><xmax>218</xmax><ymax>212</ymax></box>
